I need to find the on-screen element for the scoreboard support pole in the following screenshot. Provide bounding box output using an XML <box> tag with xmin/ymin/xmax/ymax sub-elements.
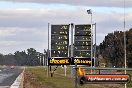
<box><xmin>74</xmin><ymin>62</ymin><xmax>78</xmax><ymax>88</ymax></box>
<box><xmin>71</xmin><ymin>23</ymin><xmax>74</xmax><ymax>78</ymax></box>
<box><xmin>47</xmin><ymin>23</ymin><xmax>50</xmax><ymax>77</ymax></box>
<box><xmin>64</xmin><ymin>65</ymin><xmax>67</xmax><ymax>76</ymax></box>
<box><xmin>93</xmin><ymin>23</ymin><xmax>96</xmax><ymax>74</ymax></box>
<box><xmin>90</xmin><ymin>10</ymin><xmax>93</xmax><ymax>74</ymax></box>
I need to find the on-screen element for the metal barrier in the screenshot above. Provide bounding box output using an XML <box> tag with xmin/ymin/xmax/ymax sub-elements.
<box><xmin>73</xmin><ymin>67</ymin><xmax>132</xmax><ymax>71</ymax></box>
<box><xmin>10</xmin><ymin>68</ymin><xmax>25</xmax><ymax>88</ymax></box>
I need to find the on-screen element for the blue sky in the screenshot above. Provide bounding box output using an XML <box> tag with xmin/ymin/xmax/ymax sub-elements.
<box><xmin>0</xmin><ymin>0</ymin><xmax>132</xmax><ymax>54</ymax></box>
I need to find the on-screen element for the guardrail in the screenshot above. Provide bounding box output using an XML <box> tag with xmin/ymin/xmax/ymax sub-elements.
<box><xmin>73</xmin><ymin>67</ymin><xmax>132</xmax><ymax>71</ymax></box>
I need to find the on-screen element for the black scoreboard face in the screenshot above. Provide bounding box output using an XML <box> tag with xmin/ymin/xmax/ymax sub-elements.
<box><xmin>51</xmin><ymin>25</ymin><xmax>69</xmax><ymax>57</ymax></box>
<box><xmin>74</xmin><ymin>25</ymin><xmax>91</xmax><ymax>57</ymax></box>
<box><xmin>49</xmin><ymin>24</ymin><xmax>93</xmax><ymax>66</ymax></box>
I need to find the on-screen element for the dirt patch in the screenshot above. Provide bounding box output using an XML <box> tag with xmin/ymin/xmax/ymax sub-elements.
<box><xmin>23</xmin><ymin>72</ymin><xmax>37</xmax><ymax>88</ymax></box>
<box><xmin>23</xmin><ymin>71</ymin><xmax>51</xmax><ymax>88</ymax></box>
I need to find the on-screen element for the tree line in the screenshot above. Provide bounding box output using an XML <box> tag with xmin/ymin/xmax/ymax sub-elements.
<box><xmin>0</xmin><ymin>48</ymin><xmax>48</xmax><ymax>66</ymax></box>
<box><xmin>0</xmin><ymin>28</ymin><xmax>132</xmax><ymax>67</ymax></box>
<box><xmin>97</xmin><ymin>28</ymin><xmax>132</xmax><ymax>68</ymax></box>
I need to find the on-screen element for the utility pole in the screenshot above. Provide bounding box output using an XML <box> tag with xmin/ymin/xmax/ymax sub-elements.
<box><xmin>123</xmin><ymin>0</ymin><xmax>127</xmax><ymax>88</ymax></box>
<box><xmin>47</xmin><ymin>23</ymin><xmax>50</xmax><ymax>77</ymax></box>
<box><xmin>87</xmin><ymin>9</ymin><xmax>93</xmax><ymax>74</ymax></box>
<box><xmin>94</xmin><ymin>23</ymin><xmax>96</xmax><ymax>74</ymax></box>
<box><xmin>71</xmin><ymin>23</ymin><xmax>74</xmax><ymax>78</ymax></box>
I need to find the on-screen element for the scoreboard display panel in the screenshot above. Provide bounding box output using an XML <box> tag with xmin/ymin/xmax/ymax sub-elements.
<box><xmin>74</xmin><ymin>24</ymin><xmax>91</xmax><ymax>57</ymax></box>
<box><xmin>49</xmin><ymin>24</ymin><xmax>92</xmax><ymax>66</ymax></box>
<box><xmin>51</xmin><ymin>25</ymin><xmax>69</xmax><ymax>57</ymax></box>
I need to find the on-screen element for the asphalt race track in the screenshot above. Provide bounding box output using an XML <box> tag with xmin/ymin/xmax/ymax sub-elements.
<box><xmin>0</xmin><ymin>66</ymin><xmax>23</xmax><ymax>87</ymax></box>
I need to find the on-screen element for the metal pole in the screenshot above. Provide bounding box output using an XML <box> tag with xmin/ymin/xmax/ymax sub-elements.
<box><xmin>91</xmin><ymin>11</ymin><xmax>93</xmax><ymax>74</ymax></box>
<box><xmin>71</xmin><ymin>23</ymin><xmax>74</xmax><ymax>77</ymax></box>
<box><xmin>48</xmin><ymin>23</ymin><xmax>50</xmax><ymax>56</ymax></box>
<box><xmin>47</xmin><ymin>23</ymin><xmax>50</xmax><ymax>77</ymax></box>
<box><xmin>43</xmin><ymin>52</ymin><xmax>46</xmax><ymax>66</ymax></box>
<box><xmin>43</xmin><ymin>54</ymin><xmax>44</xmax><ymax>66</ymax></box>
<box><xmin>39</xmin><ymin>56</ymin><xmax>41</xmax><ymax>66</ymax></box>
<box><xmin>76</xmin><ymin>67</ymin><xmax>132</xmax><ymax>71</ymax></box>
<box><xmin>87</xmin><ymin>9</ymin><xmax>93</xmax><ymax>74</ymax></box>
<box><xmin>123</xmin><ymin>0</ymin><xmax>127</xmax><ymax>88</ymax></box>
<box><xmin>124</xmin><ymin>0</ymin><xmax>127</xmax><ymax>75</ymax></box>
<box><xmin>94</xmin><ymin>23</ymin><xmax>96</xmax><ymax>67</ymax></box>
<box><xmin>94</xmin><ymin>23</ymin><xmax>96</xmax><ymax>74</ymax></box>
<box><xmin>71</xmin><ymin>23</ymin><xmax>74</xmax><ymax>57</ymax></box>
<box><xmin>44</xmin><ymin>53</ymin><xmax>46</xmax><ymax>66</ymax></box>
<box><xmin>75</xmin><ymin>62</ymin><xmax>77</xmax><ymax>88</ymax></box>
<box><xmin>64</xmin><ymin>65</ymin><xmax>67</xmax><ymax>76</ymax></box>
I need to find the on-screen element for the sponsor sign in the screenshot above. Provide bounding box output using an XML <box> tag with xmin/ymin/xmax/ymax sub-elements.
<box><xmin>78</xmin><ymin>74</ymin><xmax>130</xmax><ymax>84</ymax></box>
<box><xmin>48</xmin><ymin>57</ymin><xmax>94</xmax><ymax>66</ymax></box>
<box><xmin>71</xmin><ymin>57</ymin><xmax>94</xmax><ymax>66</ymax></box>
<box><xmin>48</xmin><ymin>57</ymin><xmax>71</xmax><ymax>65</ymax></box>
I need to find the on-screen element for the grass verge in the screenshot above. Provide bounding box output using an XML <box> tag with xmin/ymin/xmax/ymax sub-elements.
<box><xmin>24</xmin><ymin>66</ymin><xmax>132</xmax><ymax>88</ymax></box>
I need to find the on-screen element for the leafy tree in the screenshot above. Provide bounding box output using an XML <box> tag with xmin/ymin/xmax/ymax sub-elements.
<box><xmin>98</xmin><ymin>29</ymin><xmax>132</xmax><ymax>67</ymax></box>
<box><xmin>4</xmin><ymin>53</ymin><xmax>17</xmax><ymax>65</ymax></box>
<box><xmin>27</xmin><ymin>48</ymin><xmax>40</xmax><ymax>66</ymax></box>
<box><xmin>14</xmin><ymin>51</ymin><xmax>27</xmax><ymax>66</ymax></box>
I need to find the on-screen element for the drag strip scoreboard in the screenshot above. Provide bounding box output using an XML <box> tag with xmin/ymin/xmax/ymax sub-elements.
<box><xmin>48</xmin><ymin>24</ymin><xmax>70</xmax><ymax>65</ymax></box>
<box><xmin>73</xmin><ymin>24</ymin><xmax>92</xmax><ymax>65</ymax></box>
<box><xmin>51</xmin><ymin>25</ymin><xmax>69</xmax><ymax>57</ymax></box>
<box><xmin>74</xmin><ymin>25</ymin><xmax>91</xmax><ymax>57</ymax></box>
<box><xmin>48</xmin><ymin>24</ymin><xmax>93</xmax><ymax>66</ymax></box>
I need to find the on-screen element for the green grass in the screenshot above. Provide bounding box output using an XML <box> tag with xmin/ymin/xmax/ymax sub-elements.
<box><xmin>126</xmin><ymin>71</ymin><xmax>132</xmax><ymax>88</ymax></box>
<box><xmin>25</xmin><ymin>67</ymin><xmax>75</xmax><ymax>88</ymax></box>
<box><xmin>25</xmin><ymin>66</ymin><xmax>132</xmax><ymax>88</ymax></box>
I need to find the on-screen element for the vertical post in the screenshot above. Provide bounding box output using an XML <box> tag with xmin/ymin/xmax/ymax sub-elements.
<box><xmin>43</xmin><ymin>50</ymin><xmax>45</xmax><ymax>66</ymax></box>
<box><xmin>75</xmin><ymin>62</ymin><xmax>77</xmax><ymax>88</ymax></box>
<box><xmin>71</xmin><ymin>23</ymin><xmax>74</xmax><ymax>58</ymax></box>
<box><xmin>71</xmin><ymin>23</ymin><xmax>74</xmax><ymax>78</ymax></box>
<box><xmin>47</xmin><ymin>23</ymin><xmax>50</xmax><ymax>77</ymax></box>
<box><xmin>124</xmin><ymin>0</ymin><xmax>127</xmax><ymax>75</ymax></box>
<box><xmin>64</xmin><ymin>65</ymin><xmax>67</xmax><ymax>76</ymax></box>
<box><xmin>94</xmin><ymin>23</ymin><xmax>96</xmax><ymax>67</ymax></box>
<box><xmin>43</xmin><ymin>51</ymin><xmax>46</xmax><ymax>66</ymax></box>
<box><xmin>39</xmin><ymin>55</ymin><xmax>41</xmax><ymax>66</ymax></box>
<box><xmin>43</xmin><ymin>54</ymin><xmax>44</xmax><ymax>66</ymax></box>
<box><xmin>123</xmin><ymin>0</ymin><xmax>127</xmax><ymax>88</ymax></box>
<box><xmin>90</xmin><ymin>11</ymin><xmax>93</xmax><ymax>74</ymax></box>
<box><xmin>87</xmin><ymin>9</ymin><xmax>93</xmax><ymax>74</ymax></box>
<box><xmin>94</xmin><ymin>23</ymin><xmax>96</xmax><ymax>74</ymax></box>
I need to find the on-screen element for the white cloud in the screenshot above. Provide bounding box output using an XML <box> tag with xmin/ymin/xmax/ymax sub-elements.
<box><xmin>0</xmin><ymin>5</ymin><xmax>131</xmax><ymax>54</ymax></box>
<box><xmin>0</xmin><ymin>27</ymin><xmax>48</xmax><ymax>54</ymax></box>
<box><xmin>0</xmin><ymin>27</ymin><xmax>17</xmax><ymax>36</ymax></box>
<box><xmin>1</xmin><ymin>0</ymin><xmax>132</xmax><ymax>7</ymax></box>
<box><xmin>0</xmin><ymin>27</ymin><xmax>48</xmax><ymax>41</ymax></box>
<box><xmin>127</xmin><ymin>13</ymin><xmax>132</xmax><ymax>21</ymax></box>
